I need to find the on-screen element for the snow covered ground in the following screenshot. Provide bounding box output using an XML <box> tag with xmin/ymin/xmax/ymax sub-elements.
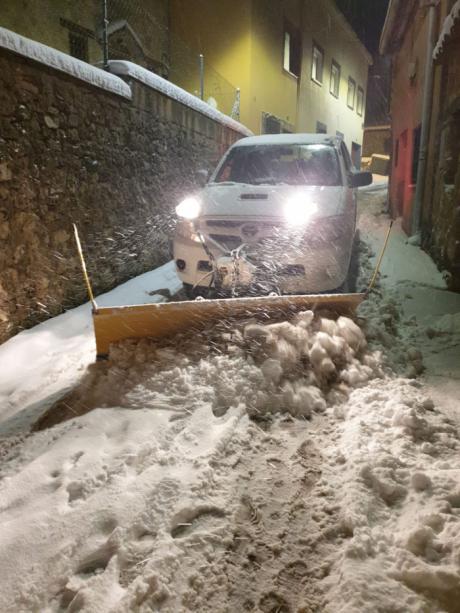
<box><xmin>0</xmin><ymin>262</ymin><xmax>181</xmax><ymax>436</ymax></box>
<box><xmin>1</xmin><ymin>186</ymin><xmax>460</xmax><ymax>612</ymax></box>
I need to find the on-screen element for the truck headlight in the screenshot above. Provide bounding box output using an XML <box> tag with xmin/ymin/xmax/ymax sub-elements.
<box><xmin>284</xmin><ymin>194</ymin><xmax>318</xmax><ymax>225</ymax></box>
<box><xmin>176</xmin><ymin>197</ymin><xmax>201</xmax><ymax>220</ymax></box>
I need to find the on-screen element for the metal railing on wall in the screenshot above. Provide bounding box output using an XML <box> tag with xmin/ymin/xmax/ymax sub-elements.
<box><xmin>0</xmin><ymin>0</ymin><xmax>240</xmax><ymax>118</ymax></box>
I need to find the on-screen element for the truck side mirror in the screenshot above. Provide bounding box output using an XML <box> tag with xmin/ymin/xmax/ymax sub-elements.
<box><xmin>349</xmin><ymin>171</ymin><xmax>372</xmax><ymax>188</ymax></box>
<box><xmin>195</xmin><ymin>168</ymin><xmax>210</xmax><ymax>187</ymax></box>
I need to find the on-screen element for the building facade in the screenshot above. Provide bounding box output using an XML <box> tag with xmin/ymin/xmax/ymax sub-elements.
<box><xmin>171</xmin><ymin>0</ymin><xmax>372</xmax><ymax>158</ymax></box>
<box><xmin>0</xmin><ymin>0</ymin><xmax>170</xmax><ymax>73</ymax></box>
<box><xmin>0</xmin><ymin>0</ymin><xmax>371</xmax><ymax>157</ymax></box>
<box><xmin>380</xmin><ymin>0</ymin><xmax>460</xmax><ymax>289</ymax></box>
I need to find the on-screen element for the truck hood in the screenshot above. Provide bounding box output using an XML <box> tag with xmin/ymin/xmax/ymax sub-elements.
<box><xmin>199</xmin><ymin>183</ymin><xmax>347</xmax><ymax>220</ymax></box>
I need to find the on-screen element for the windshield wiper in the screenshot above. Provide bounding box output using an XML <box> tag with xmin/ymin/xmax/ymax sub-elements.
<box><xmin>212</xmin><ymin>181</ymin><xmax>251</xmax><ymax>186</ymax></box>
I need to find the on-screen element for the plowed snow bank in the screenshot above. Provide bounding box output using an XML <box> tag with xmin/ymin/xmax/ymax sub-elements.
<box><xmin>69</xmin><ymin>311</ymin><xmax>385</xmax><ymax>423</ymax></box>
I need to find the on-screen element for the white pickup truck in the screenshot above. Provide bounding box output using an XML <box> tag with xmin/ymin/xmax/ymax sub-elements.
<box><xmin>173</xmin><ymin>133</ymin><xmax>372</xmax><ymax>297</ymax></box>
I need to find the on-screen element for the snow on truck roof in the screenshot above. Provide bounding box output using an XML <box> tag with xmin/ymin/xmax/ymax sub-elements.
<box><xmin>233</xmin><ymin>133</ymin><xmax>339</xmax><ymax>147</ymax></box>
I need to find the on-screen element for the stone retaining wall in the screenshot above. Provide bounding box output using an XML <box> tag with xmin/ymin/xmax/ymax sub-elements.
<box><xmin>0</xmin><ymin>47</ymin><xmax>245</xmax><ymax>342</ymax></box>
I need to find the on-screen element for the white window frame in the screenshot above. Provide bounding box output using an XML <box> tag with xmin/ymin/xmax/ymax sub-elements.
<box><xmin>330</xmin><ymin>60</ymin><xmax>340</xmax><ymax>98</ymax></box>
<box><xmin>311</xmin><ymin>42</ymin><xmax>324</xmax><ymax>85</ymax></box>
<box><xmin>357</xmin><ymin>86</ymin><xmax>364</xmax><ymax>116</ymax></box>
<box><xmin>347</xmin><ymin>77</ymin><xmax>356</xmax><ymax>109</ymax></box>
<box><xmin>283</xmin><ymin>31</ymin><xmax>291</xmax><ymax>72</ymax></box>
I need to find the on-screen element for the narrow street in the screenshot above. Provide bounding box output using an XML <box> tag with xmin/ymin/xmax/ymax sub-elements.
<box><xmin>0</xmin><ymin>186</ymin><xmax>459</xmax><ymax>612</ymax></box>
<box><xmin>1</xmin><ymin>2</ymin><xmax>460</xmax><ymax>611</ymax></box>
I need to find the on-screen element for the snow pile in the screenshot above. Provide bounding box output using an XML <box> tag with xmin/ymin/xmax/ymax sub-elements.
<box><xmin>433</xmin><ymin>0</ymin><xmax>460</xmax><ymax>60</ymax></box>
<box><xmin>240</xmin><ymin>312</ymin><xmax>383</xmax><ymax>417</ymax></box>
<box><xmin>324</xmin><ymin>377</ymin><xmax>460</xmax><ymax>612</ymax></box>
<box><xmin>63</xmin><ymin>311</ymin><xmax>383</xmax><ymax>426</ymax></box>
<box><xmin>358</xmin><ymin>291</ymin><xmax>425</xmax><ymax>378</ymax></box>
<box><xmin>108</xmin><ymin>60</ymin><xmax>252</xmax><ymax>137</ymax></box>
<box><xmin>0</xmin><ymin>27</ymin><xmax>131</xmax><ymax>99</ymax></box>
<box><xmin>431</xmin><ymin>312</ymin><xmax>460</xmax><ymax>335</ymax></box>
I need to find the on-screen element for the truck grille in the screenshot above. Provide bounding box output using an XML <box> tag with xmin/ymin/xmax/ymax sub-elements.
<box><xmin>208</xmin><ymin>234</ymin><xmax>242</xmax><ymax>251</ymax></box>
<box><xmin>239</xmin><ymin>193</ymin><xmax>268</xmax><ymax>200</ymax></box>
<box><xmin>205</xmin><ymin>220</ymin><xmax>242</xmax><ymax>228</ymax></box>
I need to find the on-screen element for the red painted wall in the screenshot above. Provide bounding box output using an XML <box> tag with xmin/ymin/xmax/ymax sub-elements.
<box><xmin>388</xmin><ymin>9</ymin><xmax>427</xmax><ymax>233</ymax></box>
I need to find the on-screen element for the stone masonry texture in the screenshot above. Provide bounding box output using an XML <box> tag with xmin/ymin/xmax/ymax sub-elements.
<box><xmin>0</xmin><ymin>49</ymin><xmax>243</xmax><ymax>343</ymax></box>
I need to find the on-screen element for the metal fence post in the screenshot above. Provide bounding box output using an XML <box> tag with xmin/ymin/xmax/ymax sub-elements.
<box><xmin>199</xmin><ymin>53</ymin><xmax>204</xmax><ymax>100</ymax></box>
<box><xmin>231</xmin><ymin>88</ymin><xmax>241</xmax><ymax>120</ymax></box>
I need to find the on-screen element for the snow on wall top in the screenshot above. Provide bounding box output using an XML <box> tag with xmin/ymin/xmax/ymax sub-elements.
<box><xmin>0</xmin><ymin>27</ymin><xmax>132</xmax><ymax>100</ymax></box>
<box><xmin>433</xmin><ymin>0</ymin><xmax>460</xmax><ymax>61</ymax></box>
<box><xmin>108</xmin><ymin>60</ymin><xmax>253</xmax><ymax>137</ymax></box>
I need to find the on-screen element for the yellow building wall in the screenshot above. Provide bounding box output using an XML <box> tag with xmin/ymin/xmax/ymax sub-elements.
<box><xmin>170</xmin><ymin>0</ymin><xmax>303</xmax><ymax>132</ymax></box>
<box><xmin>169</xmin><ymin>0</ymin><xmax>252</xmax><ymax>119</ymax></box>
<box><xmin>247</xmin><ymin>0</ymin><xmax>301</xmax><ymax>133</ymax></box>
<box><xmin>170</xmin><ymin>0</ymin><xmax>369</xmax><ymax>143</ymax></box>
<box><xmin>297</xmin><ymin>0</ymin><xmax>370</xmax><ymax>151</ymax></box>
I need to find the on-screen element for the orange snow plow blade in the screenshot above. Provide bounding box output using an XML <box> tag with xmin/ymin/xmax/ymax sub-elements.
<box><xmin>92</xmin><ymin>292</ymin><xmax>365</xmax><ymax>358</ymax></box>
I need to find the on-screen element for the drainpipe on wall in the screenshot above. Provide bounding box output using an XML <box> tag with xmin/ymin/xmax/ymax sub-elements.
<box><xmin>412</xmin><ymin>0</ymin><xmax>439</xmax><ymax>236</ymax></box>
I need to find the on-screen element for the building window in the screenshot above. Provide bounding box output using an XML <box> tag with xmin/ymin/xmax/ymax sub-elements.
<box><xmin>60</xmin><ymin>18</ymin><xmax>92</xmax><ymax>62</ymax></box>
<box><xmin>263</xmin><ymin>113</ymin><xmax>281</xmax><ymax>134</ymax></box>
<box><xmin>411</xmin><ymin>124</ymin><xmax>422</xmax><ymax>184</ymax></box>
<box><xmin>283</xmin><ymin>23</ymin><xmax>301</xmax><ymax>77</ymax></box>
<box><xmin>311</xmin><ymin>42</ymin><xmax>324</xmax><ymax>84</ymax></box>
<box><xmin>316</xmin><ymin>120</ymin><xmax>327</xmax><ymax>134</ymax></box>
<box><xmin>69</xmin><ymin>32</ymin><xmax>89</xmax><ymax>61</ymax></box>
<box><xmin>347</xmin><ymin>77</ymin><xmax>356</xmax><ymax>109</ymax></box>
<box><xmin>357</xmin><ymin>86</ymin><xmax>364</xmax><ymax>116</ymax></box>
<box><xmin>262</xmin><ymin>113</ymin><xmax>293</xmax><ymax>134</ymax></box>
<box><xmin>330</xmin><ymin>60</ymin><xmax>340</xmax><ymax>97</ymax></box>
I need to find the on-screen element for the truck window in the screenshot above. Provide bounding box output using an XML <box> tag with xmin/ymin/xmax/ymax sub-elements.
<box><xmin>214</xmin><ymin>144</ymin><xmax>341</xmax><ymax>187</ymax></box>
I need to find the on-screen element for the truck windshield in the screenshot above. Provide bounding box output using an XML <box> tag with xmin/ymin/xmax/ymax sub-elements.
<box><xmin>213</xmin><ymin>143</ymin><xmax>342</xmax><ymax>186</ymax></box>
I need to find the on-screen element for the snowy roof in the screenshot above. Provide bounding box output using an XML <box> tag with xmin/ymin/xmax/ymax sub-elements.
<box><xmin>105</xmin><ymin>20</ymin><xmax>145</xmax><ymax>54</ymax></box>
<box><xmin>108</xmin><ymin>60</ymin><xmax>252</xmax><ymax>137</ymax></box>
<box><xmin>0</xmin><ymin>27</ymin><xmax>132</xmax><ymax>99</ymax></box>
<box><xmin>230</xmin><ymin>133</ymin><xmax>339</xmax><ymax>147</ymax></box>
<box><xmin>433</xmin><ymin>0</ymin><xmax>460</xmax><ymax>61</ymax></box>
